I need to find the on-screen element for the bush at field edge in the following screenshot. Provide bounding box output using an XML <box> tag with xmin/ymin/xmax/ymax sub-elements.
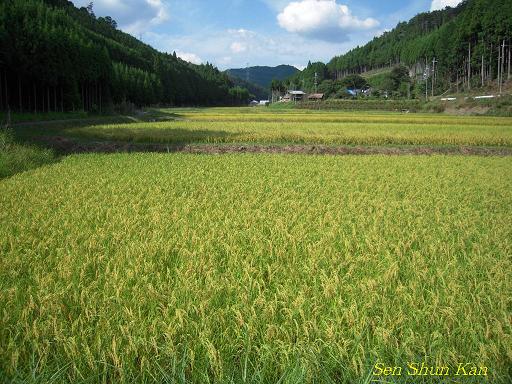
<box><xmin>0</xmin><ymin>128</ymin><xmax>56</xmax><ymax>179</ymax></box>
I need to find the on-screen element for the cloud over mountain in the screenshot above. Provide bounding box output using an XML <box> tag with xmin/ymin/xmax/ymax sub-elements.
<box><xmin>277</xmin><ymin>0</ymin><xmax>379</xmax><ymax>42</ymax></box>
<box><xmin>72</xmin><ymin>0</ymin><xmax>169</xmax><ymax>34</ymax></box>
<box><xmin>431</xmin><ymin>0</ymin><xmax>463</xmax><ymax>11</ymax></box>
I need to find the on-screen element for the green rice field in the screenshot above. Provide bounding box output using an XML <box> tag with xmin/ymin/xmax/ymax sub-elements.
<box><xmin>1</xmin><ymin>152</ymin><xmax>511</xmax><ymax>383</ymax></box>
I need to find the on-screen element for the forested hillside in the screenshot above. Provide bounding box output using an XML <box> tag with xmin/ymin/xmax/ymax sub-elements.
<box><xmin>0</xmin><ymin>0</ymin><xmax>250</xmax><ymax>113</ymax></box>
<box><xmin>226</xmin><ymin>65</ymin><xmax>298</xmax><ymax>89</ymax></box>
<box><xmin>227</xmin><ymin>76</ymin><xmax>268</xmax><ymax>100</ymax></box>
<box><xmin>288</xmin><ymin>0</ymin><xmax>512</xmax><ymax>96</ymax></box>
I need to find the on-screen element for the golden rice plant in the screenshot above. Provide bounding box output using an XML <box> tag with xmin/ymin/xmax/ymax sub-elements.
<box><xmin>1</xmin><ymin>154</ymin><xmax>511</xmax><ymax>383</ymax></box>
<box><xmin>59</xmin><ymin>108</ymin><xmax>512</xmax><ymax>147</ymax></box>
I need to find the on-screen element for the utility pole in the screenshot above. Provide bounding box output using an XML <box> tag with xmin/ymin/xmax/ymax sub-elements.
<box><xmin>431</xmin><ymin>57</ymin><xmax>437</xmax><ymax>97</ymax></box>
<box><xmin>468</xmin><ymin>42</ymin><xmax>471</xmax><ymax>90</ymax></box>
<box><xmin>498</xmin><ymin>44</ymin><xmax>501</xmax><ymax>92</ymax></box>
<box><xmin>246</xmin><ymin>62</ymin><xmax>250</xmax><ymax>84</ymax></box>
<box><xmin>489</xmin><ymin>43</ymin><xmax>493</xmax><ymax>83</ymax></box>
<box><xmin>481</xmin><ymin>53</ymin><xmax>485</xmax><ymax>88</ymax></box>
<box><xmin>314</xmin><ymin>72</ymin><xmax>318</xmax><ymax>93</ymax></box>
<box><xmin>424</xmin><ymin>60</ymin><xmax>429</xmax><ymax>101</ymax></box>
<box><xmin>499</xmin><ymin>40</ymin><xmax>505</xmax><ymax>94</ymax></box>
<box><xmin>508</xmin><ymin>39</ymin><xmax>511</xmax><ymax>80</ymax></box>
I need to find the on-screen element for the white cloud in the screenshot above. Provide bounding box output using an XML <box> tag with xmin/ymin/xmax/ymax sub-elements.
<box><xmin>176</xmin><ymin>51</ymin><xmax>203</xmax><ymax>64</ymax></box>
<box><xmin>230</xmin><ymin>42</ymin><xmax>248</xmax><ymax>53</ymax></box>
<box><xmin>277</xmin><ymin>0</ymin><xmax>379</xmax><ymax>42</ymax></box>
<box><xmin>228</xmin><ymin>29</ymin><xmax>254</xmax><ymax>37</ymax></box>
<box><xmin>71</xmin><ymin>0</ymin><xmax>169</xmax><ymax>34</ymax></box>
<box><xmin>143</xmin><ymin>27</ymin><xmax>374</xmax><ymax>71</ymax></box>
<box><xmin>375</xmin><ymin>28</ymin><xmax>391</xmax><ymax>37</ymax></box>
<box><xmin>430</xmin><ymin>0</ymin><xmax>463</xmax><ymax>11</ymax></box>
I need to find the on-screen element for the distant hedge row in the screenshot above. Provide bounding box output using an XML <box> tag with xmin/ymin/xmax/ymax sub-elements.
<box><xmin>297</xmin><ymin>99</ymin><xmax>422</xmax><ymax>111</ymax></box>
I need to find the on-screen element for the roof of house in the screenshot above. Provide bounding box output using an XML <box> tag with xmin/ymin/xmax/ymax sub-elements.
<box><xmin>288</xmin><ymin>90</ymin><xmax>306</xmax><ymax>95</ymax></box>
<box><xmin>308</xmin><ymin>93</ymin><xmax>324</xmax><ymax>99</ymax></box>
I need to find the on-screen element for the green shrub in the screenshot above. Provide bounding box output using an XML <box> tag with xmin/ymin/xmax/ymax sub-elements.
<box><xmin>0</xmin><ymin>128</ymin><xmax>56</xmax><ymax>178</ymax></box>
<box><xmin>487</xmin><ymin>96</ymin><xmax>512</xmax><ymax>117</ymax></box>
<box><xmin>297</xmin><ymin>99</ymin><xmax>421</xmax><ymax>111</ymax></box>
<box><xmin>422</xmin><ymin>102</ymin><xmax>446</xmax><ymax>113</ymax></box>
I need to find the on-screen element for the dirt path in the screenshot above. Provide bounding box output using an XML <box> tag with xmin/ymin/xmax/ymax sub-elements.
<box><xmin>36</xmin><ymin>136</ymin><xmax>512</xmax><ymax>156</ymax></box>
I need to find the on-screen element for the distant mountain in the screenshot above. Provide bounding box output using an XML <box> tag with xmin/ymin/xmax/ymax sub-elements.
<box><xmin>226</xmin><ymin>65</ymin><xmax>299</xmax><ymax>89</ymax></box>
<box><xmin>227</xmin><ymin>76</ymin><xmax>269</xmax><ymax>100</ymax></box>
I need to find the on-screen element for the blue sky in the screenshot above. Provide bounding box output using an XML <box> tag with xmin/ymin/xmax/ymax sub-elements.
<box><xmin>71</xmin><ymin>0</ymin><xmax>463</xmax><ymax>70</ymax></box>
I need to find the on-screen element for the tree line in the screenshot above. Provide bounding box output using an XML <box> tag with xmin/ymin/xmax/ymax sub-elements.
<box><xmin>0</xmin><ymin>0</ymin><xmax>252</xmax><ymax>113</ymax></box>
<box><xmin>272</xmin><ymin>61</ymin><xmax>411</xmax><ymax>99</ymax></box>
<box><xmin>277</xmin><ymin>0</ymin><xmax>511</xmax><ymax>98</ymax></box>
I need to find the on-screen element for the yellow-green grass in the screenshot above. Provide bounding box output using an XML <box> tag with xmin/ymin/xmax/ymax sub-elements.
<box><xmin>171</xmin><ymin>113</ymin><xmax>512</xmax><ymax>126</ymax></box>
<box><xmin>64</xmin><ymin>120</ymin><xmax>512</xmax><ymax>146</ymax></box>
<box><xmin>1</xmin><ymin>154</ymin><xmax>511</xmax><ymax>383</ymax></box>
<box><xmin>158</xmin><ymin>108</ymin><xmax>512</xmax><ymax>126</ymax></box>
<box><xmin>43</xmin><ymin>108</ymin><xmax>510</xmax><ymax>147</ymax></box>
<box><xmin>15</xmin><ymin>108</ymin><xmax>511</xmax><ymax>147</ymax></box>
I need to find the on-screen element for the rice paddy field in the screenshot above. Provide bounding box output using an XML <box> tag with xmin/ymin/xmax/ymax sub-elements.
<box><xmin>1</xmin><ymin>108</ymin><xmax>512</xmax><ymax>383</ymax></box>
<box><xmin>19</xmin><ymin>107</ymin><xmax>512</xmax><ymax>147</ymax></box>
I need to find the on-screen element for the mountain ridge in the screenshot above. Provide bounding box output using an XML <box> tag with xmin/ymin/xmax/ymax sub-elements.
<box><xmin>226</xmin><ymin>65</ymin><xmax>299</xmax><ymax>89</ymax></box>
